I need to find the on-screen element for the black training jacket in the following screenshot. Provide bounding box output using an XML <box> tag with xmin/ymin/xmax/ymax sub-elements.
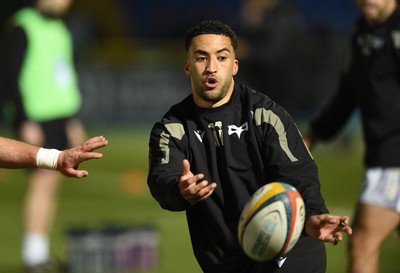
<box><xmin>148</xmin><ymin>83</ymin><xmax>328</xmax><ymax>272</ymax></box>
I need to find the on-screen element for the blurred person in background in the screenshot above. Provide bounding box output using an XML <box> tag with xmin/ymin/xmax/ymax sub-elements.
<box><xmin>148</xmin><ymin>19</ymin><xmax>352</xmax><ymax>273</ymax></box>
<box><xmin>303</xmin><ymin>0</ymin><xmax>400</xmax><ymax>273</ymax></box>
<box><xmin>236</xmin><ymin>0</ymin><xmax>306</xmax><ymax>118</ymax></box>
<box><xmin>1</xmin><ymin>0</ymin><xmax>86</xmax><ymax>272</ymax></box>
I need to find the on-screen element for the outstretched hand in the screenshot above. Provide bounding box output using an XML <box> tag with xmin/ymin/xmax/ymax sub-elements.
<box><xmin>179</xmin><ymin>159</ymin><xmax>217</xmax><ymax>205</ymax></box>
<box><xmin>305</xmin><ymin>214</ymin><xmax>353</xmax><ymax>245</ymax></box>
<box><xmin>57</xmin><ymin>136</ymin><xmax>108</xmax><ymax>178</ymax></box>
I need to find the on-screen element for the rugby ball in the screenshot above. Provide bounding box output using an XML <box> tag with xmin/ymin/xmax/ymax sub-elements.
<box><xmin>238</xmin><ymin>182</ymin><xmax>305</xmax><ymax>262</ymax></box>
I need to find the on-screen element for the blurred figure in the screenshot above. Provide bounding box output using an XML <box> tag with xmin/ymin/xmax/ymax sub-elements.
<box><xmin>1</xmin><ymin>0</ymin><xmax>86</xmax><ymax>272</ymax></box>
<box><xmin>237</xmin><ymin>0</ymin><xmax>306</xmax><ymax>117</ymax></box>
<box><xmin>304</xmin><ymin>1</ymin><xmax>400</xmax><ymax>273</ymax></box>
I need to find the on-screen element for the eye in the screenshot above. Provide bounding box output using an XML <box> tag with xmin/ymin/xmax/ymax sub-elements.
<box><xmin>196</xmin><ymin>56</ymin><xmax>207</xmax><ymax>62</ymax></box>
<box><xmin>218</xmin><ymin>56</ymin><xmax>228</xmax><ymax>61</ymax></box>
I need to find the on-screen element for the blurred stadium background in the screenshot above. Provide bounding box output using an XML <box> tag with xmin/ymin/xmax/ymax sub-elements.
<box><xmin>0</xmin><ymin>0</ymin><xmax>398</xmax><ymax>272</ymax></box>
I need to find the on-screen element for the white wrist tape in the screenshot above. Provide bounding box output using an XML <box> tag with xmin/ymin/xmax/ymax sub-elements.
<box><xmin>36</xmin><ymin>148</ymin><xmax>62</xmax><ymax>170</ymax></box>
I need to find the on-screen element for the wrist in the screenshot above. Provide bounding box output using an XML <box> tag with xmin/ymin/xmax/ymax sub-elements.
<box><xmin>35</xmin><ymin>148</ymin><xmax>62</xmax><ymax>169</ymax></box>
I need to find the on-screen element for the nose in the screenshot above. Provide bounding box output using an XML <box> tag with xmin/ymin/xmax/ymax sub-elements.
<box><xmin>206</xmin><ymin>57</ymin><xmax>217</xmax><ymax>74</ymax></box>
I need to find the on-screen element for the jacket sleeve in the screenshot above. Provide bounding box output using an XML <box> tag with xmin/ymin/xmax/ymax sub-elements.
<box><xmin>147</xmin><ymin>121</ymin><xmax>191</xmax><ymax>211</ymax></box>
<box><xmin>258</xmin><ymin>103</ymin><xmax>329</xmax><ymax>218</ymax></box>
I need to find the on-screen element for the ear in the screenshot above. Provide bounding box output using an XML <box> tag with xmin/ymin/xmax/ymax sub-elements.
<box><xmin>184</xmin><ymin>60</ymin><xmax>191</xmax><ymax>76</ymax></box>
<box><xmin>232</xmin><ymin>59</ymin><xmax>239</xmax><ymax>76</ymax></box>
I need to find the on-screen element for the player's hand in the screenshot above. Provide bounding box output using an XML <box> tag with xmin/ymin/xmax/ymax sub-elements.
<box><xmin>179</xmin><ymin>159</ymin><xmax>217</xmax><ymax>205</ymax></box>
<box><xmin>57</xmin><ymin>136</ymin><xmax>108</xmax><ymax>178</ymax></box>
<box><xmin>305</xmin><ymin>214</ymin><xmax>352</xmax><ymax>245</ymax></box>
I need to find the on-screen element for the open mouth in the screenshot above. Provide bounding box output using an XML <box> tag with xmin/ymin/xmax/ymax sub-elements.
<box><xmin>205</xmin><ymin>77</ymin><xmax>218</xmax><ymax>89</ymax></box>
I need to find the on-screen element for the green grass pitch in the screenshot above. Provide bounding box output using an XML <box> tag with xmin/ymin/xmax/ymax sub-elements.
<box><xmin>0</xmin><ymin>125</ymin><xmax>398</xmax><ymax>273</ymax></box>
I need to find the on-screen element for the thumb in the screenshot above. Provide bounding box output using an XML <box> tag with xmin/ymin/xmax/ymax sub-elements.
<box><xmin>182</xmin><ymin>159</ymin><xmax>191</xmax><ymax>176</ymax></box>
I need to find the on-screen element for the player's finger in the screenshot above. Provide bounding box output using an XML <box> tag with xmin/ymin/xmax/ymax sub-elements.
<box><xmin>81</xmin><ymin>136</ymin><xmax>108</xmax><ymax>152</ymax></box>
<box><xmin>186</xmin><ymin>174</ymin><xmax>205</xmax><ymax>190</ymax></box>
<box><xmin>332</xmin><ymin>232</ymin><xmax>344</xmax><ymax>245</ymax></box>
<box><xmin>323</xmin><ymin>215</ymin><xmax>344</xmax><ymax>225</ymax></box>
<box><xmin>342</xmin><ymin>225</ymin><xmax>353</xmax><ymax>235</ymax></box>
<box><xmin>196</xmin><ymin>188</ymin><xmax>215</xmax><ymax>202</ymax></box>
<box><xmin>179</xmin><ymin>174</ymin><xmax>204</xmax><ymax>200</ymax></box>
<box><xmin>63</xmin><ymin>168</ymin><xmax>89</xmax><ymax>178</ymax></box>
<box><xmin>77</xmin><ymin>152</ymin><xmax>104</xmax><ymax>161</ymax></box>
<box><xmin>196</xmin><ymin>182</ymin><xmax>217</xmax><ymax>197</ymax></box>
<box><xmin>182</xmin><ymin>159</ymin><xmax>191</xmax><ymax>176</ymax></box>
<box><xmin>339</xmin><ymin>216</ymin><xmax>350</xmax><ymax>226</ymax></box>
<box><xmin>189</xmin><ymin>184</ymin><xmax>216</xmax><ymax>204</ymax></box>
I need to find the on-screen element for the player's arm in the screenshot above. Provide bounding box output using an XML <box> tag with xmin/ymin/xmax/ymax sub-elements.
<box><xmin>259</xmin><ymin>104</ymin><xmax>329</xmax><ymax>218</ymax></box>
<box><xmin>0</xmin><ymin>136</ymin><xmax>108</xmax><ymax>178</ymax></box>
<box><xmin>258</xmin><ymin>106</ymin><xmax>353</xmax><ymax>244</ymax></box>
<box><xmin>148</xmin><ymin>122</ymin><xmax>194</xmax><ymax>211</ymax></box>
<box><xmin>0</xmin><ymin>137</ymin><xmax>39</xmax><ymax>168</ymax></box>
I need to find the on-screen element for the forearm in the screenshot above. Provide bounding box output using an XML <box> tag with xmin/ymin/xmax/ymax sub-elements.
<box><xmin>0</xmin><ymin>137</ymin><xmax>61</xmax><ymax>169</ymax></box>
<box><xmin>0</xmin><ymin>137</ymin><xmax>39</xmax><ymax>168</ymax></box>
<box><xmin>148</xmin><ymin>171</ymin><xmax>190</xmax><ymax>211</ymax></box>
<box><xmin>148</xmin><ymin>123</ymin><xmax>190</xmax><ymax>211</ymax></box>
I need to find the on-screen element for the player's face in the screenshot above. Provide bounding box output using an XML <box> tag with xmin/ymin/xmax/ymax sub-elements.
<box><xmin>355</xmin><ymin>0</ymin><xmax>397</xmax><ymax>24</ymax></box>
<box><xmin>184</xmin><ymin>34</ymin><xmax>239</xmax><ymax>108</ymax></box>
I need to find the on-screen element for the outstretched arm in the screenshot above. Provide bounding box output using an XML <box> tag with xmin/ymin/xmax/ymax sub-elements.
<box><xmin>0</xmin><ymin>136</ymin><xmax>108</xmax><ymax>178</ymax></box>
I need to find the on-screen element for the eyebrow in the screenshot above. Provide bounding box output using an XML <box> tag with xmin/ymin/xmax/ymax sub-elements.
<box><xmin>194</xmin><ymin>47</ymin><xmax>231</xmax><ymax>55</ymax></box>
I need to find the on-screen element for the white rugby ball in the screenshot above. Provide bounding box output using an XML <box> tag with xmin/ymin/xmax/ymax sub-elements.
<box><xmin>238</xmin><ymin>182</ymin><xmax>305</xmax><ymax>262</ymax></box>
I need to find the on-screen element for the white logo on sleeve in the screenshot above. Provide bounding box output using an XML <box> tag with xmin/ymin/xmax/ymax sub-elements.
<box><xmin>227</xmin><ymin>122</ymin><xmax>248</xmax><ymax>138</ymax></box>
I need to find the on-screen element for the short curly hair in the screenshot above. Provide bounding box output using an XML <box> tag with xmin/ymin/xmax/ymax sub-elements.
<box><xmin>184</xmin><ymin>20</ymin><xmax>238</xmax><ymax>52</ymax></box>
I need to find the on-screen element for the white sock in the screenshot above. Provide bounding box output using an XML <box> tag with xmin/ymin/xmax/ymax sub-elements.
<box><xmin>22</xmin><ymin>234</ymin><xmax>49</xmax><ymax>266</ymax></box>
